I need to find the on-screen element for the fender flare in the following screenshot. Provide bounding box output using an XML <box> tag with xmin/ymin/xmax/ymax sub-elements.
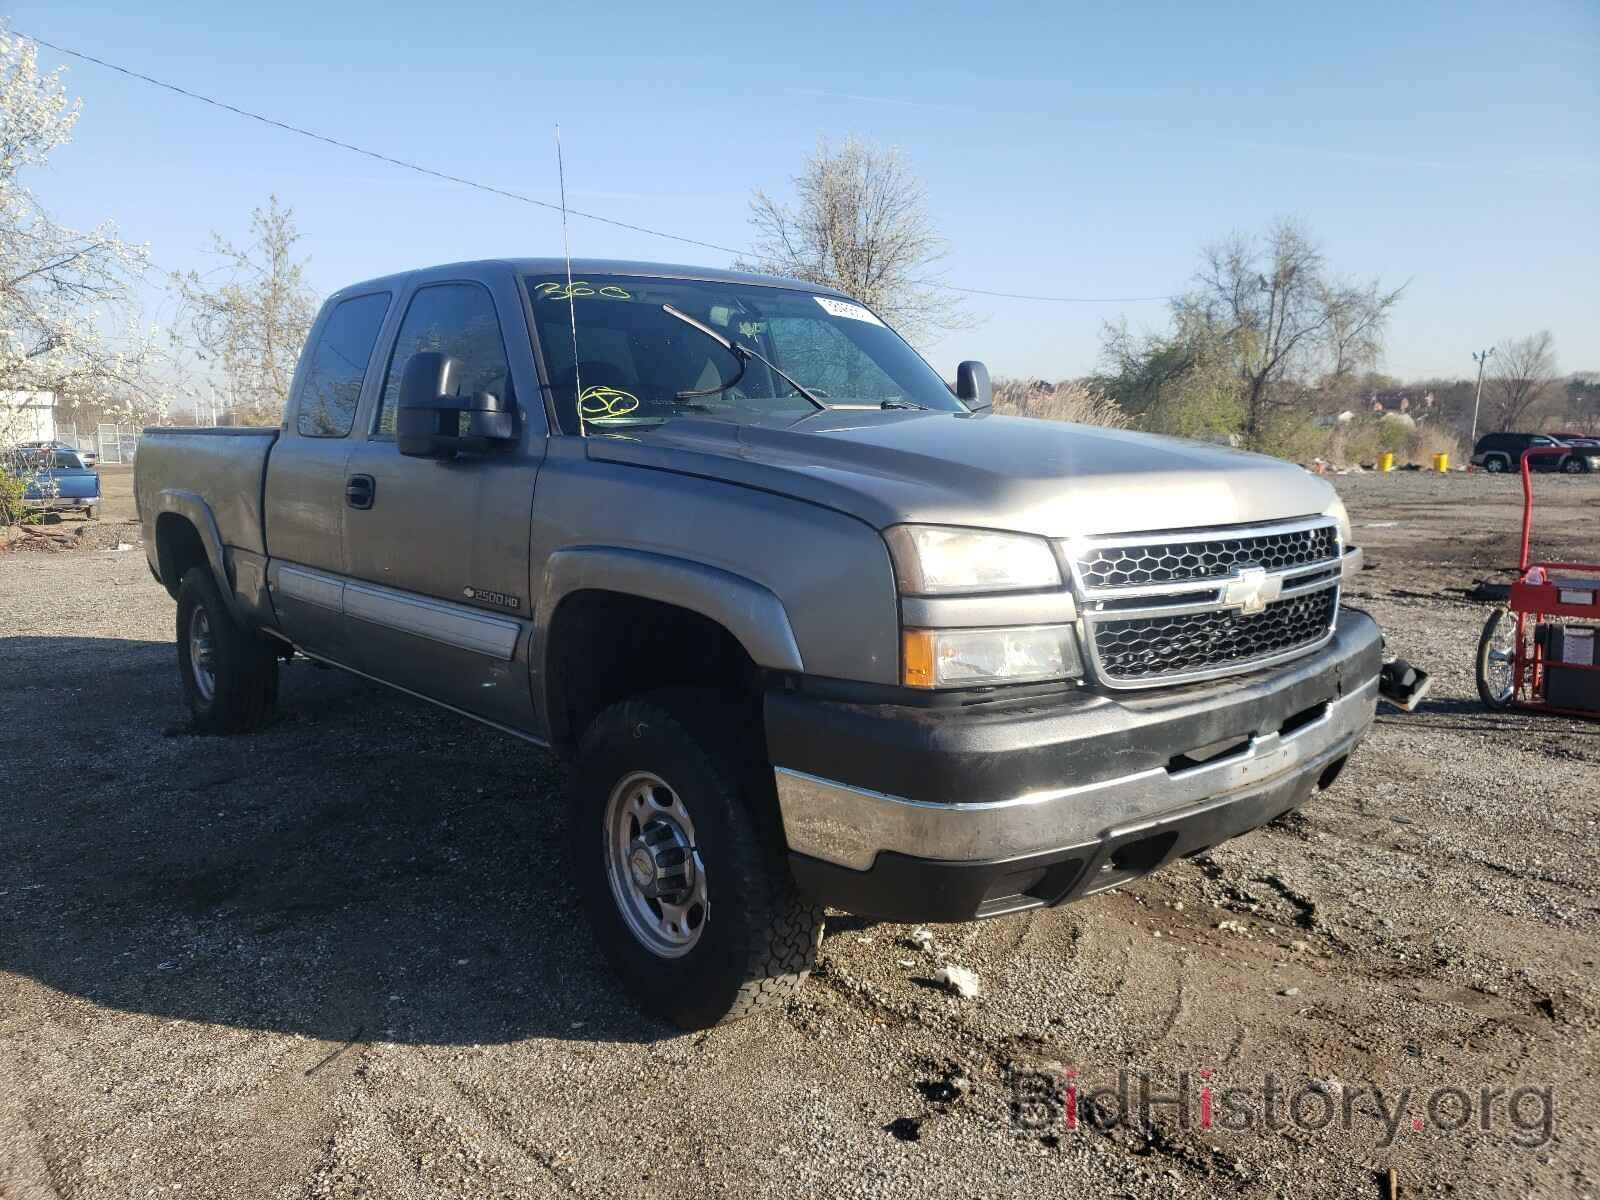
<box><xmin>531</xmin><ymin>546</ymin><xmax>805</xmax><ymax>719</ymax></box>
<box><xmin>151</xmin><ymin>490</ymin><xmax>245</xmax><ymax>624</ymax></box>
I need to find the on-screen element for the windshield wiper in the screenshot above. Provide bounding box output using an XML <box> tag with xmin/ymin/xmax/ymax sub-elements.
<box><xmin>661</xmin><ymin>304</ymin><xmax>827</xmax><ymax>411</ymax></box>
<box><xmin>879</xmin><ymin>399</ymin><xmax>926</xmax><ymax>410</ymax></box>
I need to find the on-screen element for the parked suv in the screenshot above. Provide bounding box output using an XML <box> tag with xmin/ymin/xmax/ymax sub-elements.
<box><xmin>1471</xmin><ymin>432</ymin><xmax>1596</xmax><ymax>473</ymax></box>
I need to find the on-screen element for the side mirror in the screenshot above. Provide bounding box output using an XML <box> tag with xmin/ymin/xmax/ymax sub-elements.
<box><xmin>396</xmin><ymin>352</ymin><xmax>516</xmax><ymax>457</ymax></box>
<box><xmin>956</xmin><ymin>360</ymin><xmax>992</xmax><ymax>411</ymax></box>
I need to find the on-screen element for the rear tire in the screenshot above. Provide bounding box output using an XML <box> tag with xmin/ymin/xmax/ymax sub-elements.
<box><xmin>176</xmin><ymin>566</ymin><xmax>279</xmax><ymax>732</ymax></box>
<box><xmin>1482</xmin><ymin>455</ymin><xmax>1508</xmax><ymax>473</ymax></box>
<box><xmin>1475</xmin><ymin>608</ymin><xmax>1517</xmax><ymax>710</ymax></box>
<box><xmin>570</xmin><ymin>689</ymin><xmax>823</xmax><ymax>1028</ymax></box>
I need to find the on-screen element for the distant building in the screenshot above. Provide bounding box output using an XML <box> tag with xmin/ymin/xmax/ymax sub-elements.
<box><xmin>1</xmin><ymin>391</ymin><xmax>57</xmax><ymax>444</ymax></box>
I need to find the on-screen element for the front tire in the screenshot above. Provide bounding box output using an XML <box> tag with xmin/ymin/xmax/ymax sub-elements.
<box><xmin>570</xmin><ymin>690</ymin><xmax>823</xmax><ymax>1028</ymax></box>
<box><xmin>176</xmin><ymin>566</ymin><xmax>279</xmax><ymax>732</ymax></box>
<box><xmin>1476</xmin><ymin>608</ymin><xmax>1518</xmax><ymax>710</ymax></box>
<box><xmin>1562</xmin><ymin>456</ymin><xmax>1586</xmax><ymax>474</ymax></box>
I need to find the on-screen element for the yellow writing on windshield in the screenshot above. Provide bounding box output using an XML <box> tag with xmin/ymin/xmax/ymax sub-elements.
<box><xmin>536</xmin><ymin>280</ymin><xmax>631</xmax><ymax>301</ymax></box>
<box><xmin>579</xmin><ymin>385</ymin><xmax>641</xmax><ymax>418</ymax></box>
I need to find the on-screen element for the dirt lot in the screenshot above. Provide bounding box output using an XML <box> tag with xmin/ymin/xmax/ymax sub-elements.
<box><xmin>2</xmin><ymin>470</ymin><xmax>1597</xmax><ymax>1199</ymax></box>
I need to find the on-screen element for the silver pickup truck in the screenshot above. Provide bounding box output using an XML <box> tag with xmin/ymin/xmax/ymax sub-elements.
<box><xmin>136</xmin><ymin>258</ymin><xmax>1380</xmax><ymax>1027</ymax></box>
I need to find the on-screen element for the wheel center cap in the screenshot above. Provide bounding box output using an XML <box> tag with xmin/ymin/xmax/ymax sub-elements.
<box><xmin>629</xmin><ymin>846</ymin><xmax>657</xmax><ymax>888</ymax></box>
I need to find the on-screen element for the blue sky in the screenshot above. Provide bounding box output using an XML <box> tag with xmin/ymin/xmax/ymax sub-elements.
<box><xmin>13</xmin><ymin>0</ymin><xmax>1598</xmax><ymax>382</ymax></box>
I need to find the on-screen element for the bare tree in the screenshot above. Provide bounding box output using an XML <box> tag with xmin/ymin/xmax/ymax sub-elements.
<box><xmin>1179</xmin><ymin>219</ymin><xmax>1404</xmax><ymax>444</ymax></box>
<box><xmin>1486</xmin><ymin>331</ymin><xmax>1559</xmax><ymax>432</ymax></box>
<box><xmin>739</xmin><ymin>137</ymin><xmax>966</xmax><ymax>343</ymax></box>
<box><xmin>173</xmin><ymin>197</ymin><xmax>317</xmax><ymax>426</ymax></box>
<box><xmin>0</xmin><ymin>23</ymin><xmax>164</xmax><ymax>456</ymax></box>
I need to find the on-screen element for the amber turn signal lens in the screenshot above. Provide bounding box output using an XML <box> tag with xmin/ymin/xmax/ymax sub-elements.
<box><xmin>902</xmin><ymin>629</ymin><xmax>937</xmax><ymax>688</ymax></box>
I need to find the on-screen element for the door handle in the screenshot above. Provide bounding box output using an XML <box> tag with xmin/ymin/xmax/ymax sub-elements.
<box><xmin>345</xmin><ymin>474</ymin><xmax>375</xmax><ymax>509</ymax></box>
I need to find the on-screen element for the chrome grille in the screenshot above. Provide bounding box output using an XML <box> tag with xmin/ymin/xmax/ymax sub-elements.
<box><xmin>1091</xmin><ymin>587</ymin><xmax>1338</xmax><ymax>682</ymax></box>
<box><xmin>1075</xmin><ymin>524</ymin><xmax>1339</xmax><ymax>590</ymax></box>
<box><xmin>1067</xmin><ymin>517</ymin><xmax>1342</xmax><ymax>689</ymax></box>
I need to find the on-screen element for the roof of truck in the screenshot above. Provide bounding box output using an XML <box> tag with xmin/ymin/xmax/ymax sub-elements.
<box><xmin>330</xmin><ymin>259</ymin><xmax>853</xmax><ymax>303</ymax></box>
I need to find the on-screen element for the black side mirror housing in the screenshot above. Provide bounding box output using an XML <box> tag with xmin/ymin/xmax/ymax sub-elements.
<box><xmin>956</xmin><ymin>360</ymin><xmax>992</xmax><ymax>411</ymax></box>
<box><xmin>396</xmin><ymin>352</ymin><xmax>516</xmax><ymax>457</ymax></box>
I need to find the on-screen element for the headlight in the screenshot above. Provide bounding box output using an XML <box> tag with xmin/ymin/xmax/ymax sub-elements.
<box><xmin>1322</xmin><ymin>494</ymin><xmax>1351</xmax><ymax>546</ymax></box>
<box><xmin>884</xmin><ymin>525</ymin><xmax>1061</xmax><ymax>595</ymax></box>
<box><xmin>902</xmin><ymin>625</ymin><xmax>1082</xmax><ymax>688</ymax></box>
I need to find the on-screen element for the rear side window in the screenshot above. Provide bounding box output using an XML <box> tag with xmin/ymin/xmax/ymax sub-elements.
<box><xmin>296</xmin><ymin>292</ymin><xmax>391</xmax><ymax>437</ymax></box>
<box><xmin>375</xmin><ymin>283</ymin><xmax>512</xmax><ymax>438</ymax></box>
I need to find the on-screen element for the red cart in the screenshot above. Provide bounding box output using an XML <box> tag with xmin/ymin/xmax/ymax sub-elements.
<box><xmin>1476</xmin><ymin>448</ymin><xmax>1600</xmax><ymax>716</ymax></box>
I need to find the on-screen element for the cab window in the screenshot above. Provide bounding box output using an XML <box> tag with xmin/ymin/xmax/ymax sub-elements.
<box><xmin>375</xmin><ymin>283</ymin><xmax>512</xmax><ymax>438</ymax></box>
<box><xmin>296</xmin><ymin>292</ymin><xmax>391</xmax><ymax>438</ymax></box>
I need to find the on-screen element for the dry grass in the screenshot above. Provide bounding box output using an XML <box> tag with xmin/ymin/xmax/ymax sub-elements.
<box><xmin>991</xmin><ymin>378</ymin><xmax>1129</xmax><ymax>428</ymax></box>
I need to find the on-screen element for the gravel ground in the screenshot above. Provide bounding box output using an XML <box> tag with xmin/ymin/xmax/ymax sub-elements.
<box><xmin>1</xmin><ymin>470</ymin><xmax>1597</xmax><ymax>1199</ymax></box>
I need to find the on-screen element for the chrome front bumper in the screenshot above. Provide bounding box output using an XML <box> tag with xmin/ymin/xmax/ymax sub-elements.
<box><xmin>775</xmin><ymin>666</ymin><xmax>1377</xmax><ymax>874</ymax></box>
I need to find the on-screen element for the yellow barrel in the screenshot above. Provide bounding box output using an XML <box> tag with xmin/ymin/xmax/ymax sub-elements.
<box><xmin>1432</xmin><ymin>452</ymin><xmax>1449</xmax><ymax>473</ymax></box>
<box><xmin>1378</xmin><ymin>452</ymin><xmax>1394</xmax><ymax>472</ymax></box>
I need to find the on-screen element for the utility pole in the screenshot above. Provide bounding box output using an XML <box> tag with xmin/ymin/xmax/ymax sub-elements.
<box><xmin>1469</xmin><ymin>347</ymin><xmax>1495</xmax><ymax>446</ymax></box>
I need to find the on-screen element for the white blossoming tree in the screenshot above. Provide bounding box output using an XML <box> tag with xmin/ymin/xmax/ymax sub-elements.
<box><xmin>1</xmin><ymin>23</ymin><xmax>166</xmax><ymax>518</ymax></box>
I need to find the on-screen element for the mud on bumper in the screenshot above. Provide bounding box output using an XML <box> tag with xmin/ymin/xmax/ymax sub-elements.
<box><xmin>767</xmin><ymin>609</ymin><xmax>1382</xmax><ymax>922</ymax></box>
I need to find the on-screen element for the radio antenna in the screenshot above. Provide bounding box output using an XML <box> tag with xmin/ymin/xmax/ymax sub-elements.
<box><xmin>555</xmin><ymin>124</ymin><xmax>584</xmax><ymax>435</ymax></box>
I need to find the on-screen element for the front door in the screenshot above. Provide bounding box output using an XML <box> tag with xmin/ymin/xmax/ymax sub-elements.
<box><xmin>342</xmin><ymin>279</ymin><xmax>542</xmax><ymax>731</ymax></box>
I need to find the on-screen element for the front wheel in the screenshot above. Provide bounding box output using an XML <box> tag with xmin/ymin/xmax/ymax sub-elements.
<box><xmin>1476</xmin><ymin>608</ymin><xmax>1518</xmax><ymax>710</ymax></box>
<box><xmin>570</xmin><ymin>690</ymin><xmax>823</xmax><ymax>1028</ymax></box>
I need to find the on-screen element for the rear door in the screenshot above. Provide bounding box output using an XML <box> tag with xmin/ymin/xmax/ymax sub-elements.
<box><xmin>340</xmin><ymin>272</ymin><xmax>545</xmax><ymax>731</ymax></box>
<box><xmin>264</xmin><ymin>288</ymin><xmax>394</xmax><ymax>658</ymax></box>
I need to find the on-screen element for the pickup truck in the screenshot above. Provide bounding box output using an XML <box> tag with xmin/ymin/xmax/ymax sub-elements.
<box><xmin>9</xmin><ymin>445</ymin><xmax>100</xmax><ymax>517</ymax></box>
<box><xmin>136</xmin><ymin>258</ymin><xmax>1380</xmax><ymax>1028</ymax></box>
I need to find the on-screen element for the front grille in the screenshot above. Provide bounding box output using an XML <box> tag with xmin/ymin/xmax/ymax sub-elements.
<box><xmin>1075</xmin><ymin>524</ymin><xmax>1339</xmax><ymax>590</ymax></box>
<box><xmin>1091</xmin><ymin>586</ymin><xmax>1338</xmax><ymax>683</ymax></box>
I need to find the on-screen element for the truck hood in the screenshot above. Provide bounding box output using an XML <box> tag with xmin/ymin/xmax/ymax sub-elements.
<box><xmin>584</xmin><ymin>409</ymin><xmax>1336</xmax><ymax>538</ymax></box>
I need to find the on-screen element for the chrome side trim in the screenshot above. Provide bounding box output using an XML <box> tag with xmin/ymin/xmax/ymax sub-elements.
<box><xmin>277</xmin><ymin>564</ymin><xmax>345</xmax><ymax>611</ymax></box>
<box><xmin>344</xmin><ymin>581</ymin><xmax>520</xmax><ymax>661</ymax></box>
<box><xmin>272</xmin><ymin>564</ymin><xmax>521</xmax><ymax>661</ymax></box>
<box><xmin>776</xmin><ymin>675</ymin><xmax>1377</xmax><ymax>871</ymax></box>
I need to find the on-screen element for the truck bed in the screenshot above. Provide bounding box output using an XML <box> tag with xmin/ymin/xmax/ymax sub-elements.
<box><xmin>135</xmin><ymin>426</ymin><xmax>279</xmax><ymax>559</ymax></box>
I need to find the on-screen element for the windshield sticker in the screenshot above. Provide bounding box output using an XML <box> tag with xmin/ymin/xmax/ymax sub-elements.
<box><xmin>738</xmin><ymin>321</ymin><xmax>765</xmax><ymax>340</ymax></box>
<box><xmin>813</xmin><ymin>296</ymin><xmax>884</xmax><ymax>326</ymax></box>
<box><xmin>579</xmin><ymin>385</ymin><xmax>641</xmax><ymax>418</ymax></box>
<box><xmin>535</xmin><ymin>280</ymin><xmax>631</xmax><ymax>301</ymax></box>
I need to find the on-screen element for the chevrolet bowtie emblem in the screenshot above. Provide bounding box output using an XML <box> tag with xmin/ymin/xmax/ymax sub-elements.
<box><xmin>1222</xmin><ymin>565</ymin><xmax>1280</xmax><ymax>616</ymax></box>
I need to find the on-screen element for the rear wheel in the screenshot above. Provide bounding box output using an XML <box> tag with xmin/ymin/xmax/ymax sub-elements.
<box><xmin>176</xmin><ymin>566</ymin><xmax>279</xmax><ymax>732</ymax></box>
<box><xmin>1482</xmin><ymin>455</ymin><xmax>1508</xmax><ymax>473</ymax></box>
<box><xmin>570</xmin><ymin>690</ymin><xmax>823</xmax><ymax>1028</ymax></box>
<box><xmin>1475</xmin><ymin>608</ymin><xmax>1518</xmax><ymax>710</ymax></box>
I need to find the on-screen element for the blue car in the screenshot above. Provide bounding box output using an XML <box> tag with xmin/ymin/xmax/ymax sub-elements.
<box><xmin>13</xmin><ymin>447</ymin><xmax>101</xmax><ymax>518</ymax></box>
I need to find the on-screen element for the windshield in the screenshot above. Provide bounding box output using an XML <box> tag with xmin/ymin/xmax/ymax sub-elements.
<box><xmin>524</xmin><ymin>274</ymin><xmax>964</xmax><ymax>432</ymax></box>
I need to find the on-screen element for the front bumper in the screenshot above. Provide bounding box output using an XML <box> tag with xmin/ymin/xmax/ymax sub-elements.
<box><xmin>768</xmin><ymin>608</ymin><xmax>1382</xmax><ymax>921</ymax></box>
